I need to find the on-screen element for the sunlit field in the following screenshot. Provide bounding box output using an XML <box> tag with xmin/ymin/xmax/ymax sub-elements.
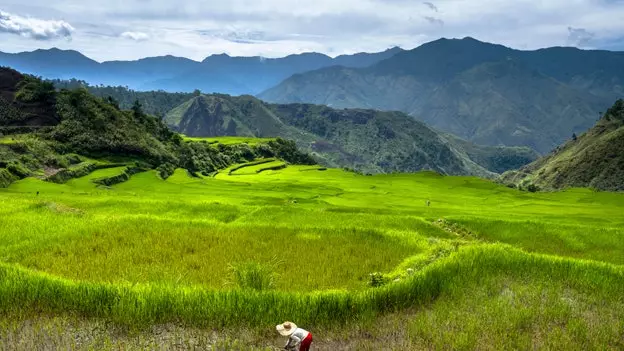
<box><xmin>181</xmin><ymin>135</ymin><xmax>277</xmax><ymax>145</ymax></box>
<box><xmin>1</xmin><ymin>161</ymin><xmax>623</xmax><ymax>349</ymax></box>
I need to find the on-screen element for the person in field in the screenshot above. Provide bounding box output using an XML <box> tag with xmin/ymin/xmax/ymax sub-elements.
<box><xmin>276</xmin><ymin>321</ymin><xmax>313</xmax><ymax>351</ymax></box>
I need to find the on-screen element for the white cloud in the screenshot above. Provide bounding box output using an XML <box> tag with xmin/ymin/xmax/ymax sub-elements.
<box><xmin>0</xmin><ymin>10</ymin><xmax>73</xmax><ymax>40</ymax></box>
<box><xmin>120</xmin><ymin>31</ymin><xmax>149</xmax><ymax>41</ymax></box>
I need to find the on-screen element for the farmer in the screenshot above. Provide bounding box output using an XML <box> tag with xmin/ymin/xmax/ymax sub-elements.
<box><xmin>276</xmin><ymin>321</ymin><xmax>313</xmax><ymax>351</ymax></box>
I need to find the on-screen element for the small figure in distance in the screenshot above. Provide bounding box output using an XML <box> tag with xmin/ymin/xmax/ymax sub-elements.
<box><xmin>36</xmin><ymin>191</ymin><xmax>39</xmax><ymax>196</ymax></box>
<box><xmin>276</xmin><ymin>321</ymin><xmax>313</xmax><ymax>351</ymax></box>
<box><xmin>426</xmin><ymin>199</ymin><xmax>430</xmax><ymax>207</ymax></box>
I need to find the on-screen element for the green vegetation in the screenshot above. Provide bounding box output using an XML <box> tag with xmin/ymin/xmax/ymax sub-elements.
<box><xmin>2</xmin><ymin>67</ymin><xmax>624</xmax><ymax>349</ymax></box>
<box><xmin>165</xmin><ymin>94</ymin><xmax>536</xmax><ymax>176</ymax></box>
<box><xmin>53</xmin><ymin>79</ymin><xmax>195</xmax><ymax>117</ymax></box>
<box><xmin>0</xmin><ymin>68</ymin><xmax>315</xmax><ymax>189</ymax></box>
<box><xmin>259</xmin><ymin>37</ymin><xmax>619</xmax><ymax>154</ymax></box>
<box><xmin>502</xmin><ymin>99</ymin><xmax>624</xmax><ymax>191</ymax></box>
<box><xmin>0</xmin><ymin>162</ymin><xmax>623</xmax><ymax>348</ymax></box>
<box><xmin>183</xmin><ymin>135</ymin><xmax>277</xmax><ymax>145</ymax></box>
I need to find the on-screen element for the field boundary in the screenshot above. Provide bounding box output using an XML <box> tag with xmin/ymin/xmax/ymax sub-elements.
<box><xmin>92</xmin><ymin>166</ymin><xmax>148</xmax><ymax>186</ymax></box>
<box><xmin>228</xmin><ymin>158</ymin><xmax>276</xmax><ymax>175</ymax></box>
<box><xmin>256</xmin><ymin>163</ymin><xmax>287</xmax><ymax>173</ymax></box>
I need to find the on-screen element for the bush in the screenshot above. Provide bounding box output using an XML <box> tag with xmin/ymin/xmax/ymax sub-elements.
<box><xmin>15</xmin><ymin>76</ymin><xmax>56</xmax><ymax>104</ymax></box>
<box><xmin>526</xmin><ymin>184</ymin><xmax>540</xmax><ymax>193</ymax></box>
<box><xmin>368</xmin><ymin>272</ymin><xmax>388</xmax><ymax>288</ymax></box>
<box><xmin>156</xmin><ymin>163</ymin><xmax>176</xmax><ymax>180</ymax></box>
<box><xmin>6</xmin><ymin>161</ymin><xmax>30</xmax><ymax>178</ymax></box>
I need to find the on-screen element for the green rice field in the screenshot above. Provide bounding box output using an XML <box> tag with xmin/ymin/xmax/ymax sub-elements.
<box><xmin>1</xmin><ymin>161</ymin><xmax>623</xmax><ymax>349</ymax></box>
<box><xmin>182</xmin><ymin>135</ymin><xmax>277</xmax><ymax>145</ymax></box>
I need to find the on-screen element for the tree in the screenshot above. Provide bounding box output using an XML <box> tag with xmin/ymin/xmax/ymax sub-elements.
<box><xmin>106</xmin><ymin>96</ymin><xmax>120</xmax><ymax>109</ymax></box>
<box><xmin>131</xmin><ymin>99</ymin><xmax>143</xmax><ymax>118</ymax></box>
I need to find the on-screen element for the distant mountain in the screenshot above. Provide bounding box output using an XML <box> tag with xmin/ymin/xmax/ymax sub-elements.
<box><xmin>259</xmin><ymin>37</ymin><xmax>623</xmax><ymax>153</ymax></box>
<box><xmin>165</xmin><ymin>94</ymin><xmax>537</xmax><ymax>176</ymax></box>
<box><xmin>501</xmin><ymin>99</ymin><xmax>624</xmax><ymax>191</ymax></box>
<box><xmin>0</xmin><ymin>47</ymin><xmax>403</xmax><ymax>95</ymax></box>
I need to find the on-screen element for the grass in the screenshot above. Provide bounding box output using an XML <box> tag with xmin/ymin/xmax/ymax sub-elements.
<box><xmin>0</xmin><ymin>165</ymin><xmax>623</xmax><ymax>348</ymax></box>
<box><xmin>182</xmin><ymin>135</ymin><xmax>277</xmax><ymax>145</ymax></box>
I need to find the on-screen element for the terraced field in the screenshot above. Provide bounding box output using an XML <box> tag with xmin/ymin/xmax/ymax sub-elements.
<box><xmin>0</xmin><ymin>158</ymin><xmax>623</xmax><ymax>349</ymax></box>
<box><xmin>182</xmin><ymin>135</ymin><xmax>277</xmax><ymax>145</ymax></box>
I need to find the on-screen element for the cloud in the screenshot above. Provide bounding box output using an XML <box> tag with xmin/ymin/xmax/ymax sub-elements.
<box><xmin>0</xmin><ymin>10</ymin><xmax>73</xmax><ymax>40</ymax></box>
<box><xmin>423</xmin><ymin>2</ymin><xmax>438</xmax><ymax>12</ymax></box>
<box><xmin>423</xmin><ymin>16</ymin><xmax>444</xmax><ymax>26</ymax></box>
<box><xmin>567</xmin><ymin>27</ymin><xmax>595</xmax><ymax>47</ymax></box>
<box><xmin>120</xmin><ymin>31</ymin><xmax>149</xmax><ymax>41</ymax></box>
<box><xmin>197</xmin><ymin>28</ymin><xmax>272</xmax><ymax>44</ymax></box>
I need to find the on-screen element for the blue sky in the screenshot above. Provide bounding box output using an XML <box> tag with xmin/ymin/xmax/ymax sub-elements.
<box><xmin>1</xmin><ymin>0</ymin><xmax>623</xmax><ymax>61</ymax></box>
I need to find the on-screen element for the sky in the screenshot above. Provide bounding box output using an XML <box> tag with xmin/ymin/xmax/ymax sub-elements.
<box><xmin>1</xmin><ymin>0</ymin><xmax>623</xmax><ymax>62</ymax></box>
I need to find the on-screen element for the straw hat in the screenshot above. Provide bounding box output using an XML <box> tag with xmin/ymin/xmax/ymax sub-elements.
<box><xmin>276</xmin><ymin>321</ymin><xmax>297</xmax><ymax>336</ymax></box>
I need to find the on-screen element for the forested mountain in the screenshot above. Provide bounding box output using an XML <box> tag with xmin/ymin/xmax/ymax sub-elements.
<box><xmin>259</xmin><ymin>37</ymin><xmax>623</xmax><ymax>154</ymax></box>
<box><xmin>164</xmin><ymin>94</ymin><xmax>537</xmax><ymax>176</ymax></box>
<box><xmin>53</xmin><ymin>79</ymin><xmax>196</xmax><ymax>118</ymax></box>
<box><xmin>0</xmin><ymin>47</ymin><xmax>402</xmax><ymax>95</ymax></box>
<box><xmin>0</xmin><ymin>67</ymin><xmax>315</xmax><ymax>187</ymax></box>
<box><xmin>501</xmin><ymin>99</ymin><xmax>624</xmax><ymax>191</ymax></box>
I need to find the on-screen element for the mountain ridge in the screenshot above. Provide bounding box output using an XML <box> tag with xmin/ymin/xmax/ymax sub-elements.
<box><xmin>259</xmin><ymin>37</ymin><xmax>622</xmax><ymax>154</ymax></box>
<box><xmin>0</xmin><ymin>47</ymin><xmax>404</xmax><ymax>95</ymax></box>
<box><xmin>164</xmin><ymin>93</ymin><xmax>538</xmax><ymax>176</ymax></box>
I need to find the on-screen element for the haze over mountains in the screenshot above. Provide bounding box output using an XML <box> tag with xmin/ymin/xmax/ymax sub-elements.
<box><xmin>2</xmin><ymin>36</ymin><xmax>623</xmax><ymax>166</ymax></box>
<box><xmin>260</xmin><ymin>37</ymin><xmax>624</xmax><ymax>153</ymax></box>
<box><xmin>0</xmin><ymin>47</ymin><xmax>403</xmax><ymax>96</ymax></box>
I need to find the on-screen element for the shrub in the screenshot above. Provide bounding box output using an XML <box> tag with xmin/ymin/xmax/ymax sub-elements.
<box><xmin>368</xmin><ymin>272</ymin><xmax>388</xmax><ymax>288</ymax></box>
<box><xmin>156</xmin><ymin>163</ymin><xmax>176</xmax><ymax>180</ymax></box>
<box><xmin>6</xmin><ymin>161</ymin><xmax>30</xmax><ymax>178</ymax></box>
<box><xmin>15</xmin><ymin>76</ymin><xmax>56</xmax><ymax>104</ymax></box>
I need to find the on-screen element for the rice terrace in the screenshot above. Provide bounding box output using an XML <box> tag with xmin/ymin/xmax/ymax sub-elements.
<box><xmin>1</xmin><ymin>135</ymin><xmax>624</xmax><ymax>349</ymax></box>
<box><xmin>2</xmin><ymin>2</ymin><xmax>624</xmax><ymax>348</ymax></box>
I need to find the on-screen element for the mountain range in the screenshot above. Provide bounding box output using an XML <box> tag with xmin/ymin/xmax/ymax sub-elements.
<box><xmin>0</xmin><ymin>47</ymin><xmax>403</xmax><ymax>96</ymax></box>
<box><xmin>259</xmin><ymin>37</ymin><xmax>624</xmax><ymax>154</ymax></box>
<box><xmin>164</xmin><ymin>94</ymin><xmax>538</xmax><ymax>176</ymax></box>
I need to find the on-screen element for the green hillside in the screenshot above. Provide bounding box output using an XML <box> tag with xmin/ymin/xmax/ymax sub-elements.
<box><xmin>165</xmin><ymin>94</ymin><xmax>538</xmax><ymax>176</ymax></box>
<box><xmin>259</xmin><ymin>37</ymin><xmax>619</xmax><ymax>154</ymax></box>
<box><xmin>3</xmin><ymin>66</ymin><xmax>624</xmax><ymax>350</ymax></box>
<box><xmin>502</xmin><ymin>99</ymin><xmax>624</xmax><ymax>191</ymax></box>
<box><xmin>0</xmin><ymin>67</ymin><xmax>315</xmax><ymax>188</ymax></box>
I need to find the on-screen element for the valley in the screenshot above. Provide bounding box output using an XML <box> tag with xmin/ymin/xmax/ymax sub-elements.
<box><xmin>1</xmin><ymin>29</ymin><xmax>624</xmax><ymax>350</ymax></box>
